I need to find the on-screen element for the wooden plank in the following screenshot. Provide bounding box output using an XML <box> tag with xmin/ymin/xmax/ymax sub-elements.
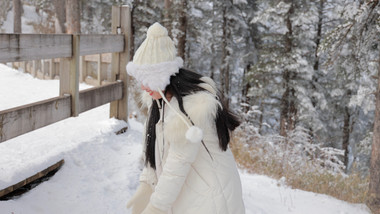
<box><xmin>59</xmin><ymin>59</ymin><xmax>70</xmax><ymax>95</ymax></box>
<box><xmin>79</xmin><ymin>34</ymin><xmax>124</xmax><ymax>56</ymax></box>
<box><xmin>70</xmin><ymin>34</ymin><xmax>80</xmax><ymax>116</ymax></box>
<box><xmin>0</xmin><ymin>34</ymin><xmax>123</xmax><ymax>63</ymax></box>
<box><xmin>0</xmin><ymin>160</ymin><xmax>64</xmax><ymax>198</ymax></box>
<box><xmin>79</xmin><ymin>81</ymin><xmax>123</xmax><ymax>113</ymax></box>
<box><xmin>97</xmin><ymin>54</ymin><xmax>102</xmax><ymax>86</ymax></box>
<box><xmin>60</xmin><ymin>35</ymin><xmax>79</xmax><ymax>117</ymax></box>
<box><xmin>79</xmin><ymin>56</ymin><xmax>86</xmax><ymax>82</ymax></box>
<box><xmin>110</xmin><ymin>6</ymin><xmax>121</xmax><ymax>119</ymax></box>
<box><xmin>116</xmin><ymin>6</ymin><xmax>132</xmax><ymax>121</ymax></box>
<box><xmin>32</xmin><ymin>60</ymin><xmax>37</xmax><ymax>77</ymax></box>
<box><xmin>0</xmin><ymin>95</ymin><xmax>71</xmax><ymax>143</ymax></box>
<box><xmin>21</xmin><ymin>61</ymin><xmax>26</xmax><ymax>73</ymax></box>
<box><xmin>84</xmin><ymin>53</ymin><xmax>112</xmax><ymax>63</ymax></box>
<box><xmin>41</xmin><ymin>60</ymin><xmax>46</xmax><ymax>77</ymax></box>
<box><xmin>0</xmin><ymin>34</ymin><xmax>72</xmax><ymax>63</ymax></box>
<box><xmin>48</xmin><ymin>59</ymin><xmax>55</xmax><ymax>79</ymax></box>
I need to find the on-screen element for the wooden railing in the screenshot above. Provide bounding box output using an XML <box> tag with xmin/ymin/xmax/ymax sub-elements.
<box><xmin>11</xmin><ymin>53</ymin><xmax>113</xmax><ymax>86</ymax></box>
<box><xmin>0</xmin><ymin>5</ymin><xmax>131</xmax><ymax>143</ymax></box>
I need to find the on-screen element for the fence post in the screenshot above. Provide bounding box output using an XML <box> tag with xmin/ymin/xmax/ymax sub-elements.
<box><xmin>110</xmin><ymin>5</ymin><xmax>131</xmax><ymax>122</ymax></box>
<box><xmin>41</xmin><ymin>60</ymin><xmax>46</xmax><ymax>78</ymax></box>
<box><xmin>32</xmin><ymin>60</ymin><xmax>37</xmax><ymax>77</ymax></box>
<box><xmin>110</xmin><ymin>6</ymin><xmax>120</xmax><ymax>119</ymax></box>
<box><xmin>60</xmin><ymin>34</ymin><xmax>80</xmax><ymax>116</ymax></box>
<box><xmin>21</xmin><ymin>61</ymin><xmax>26</xmax><ymax>73</ymax></box>
<box><xmin>49</xmin><ymin>59</ymin><xmax>55</xmax><ymax>79</ymax></box>
<box><xmin>97</xmin><ymin>54</ymin><xmax>102</xmax><ymax>86</ymax></box>
<box><xmin>79</xmin><ymin>56</ymin><xmax>86</xmax><ymax>82</ymax></box>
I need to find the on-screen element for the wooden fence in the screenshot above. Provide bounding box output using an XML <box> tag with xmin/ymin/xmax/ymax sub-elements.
<box><xmin>0</xmin><ymin>5</ymin><xmax>131</xmax><ymax>198</ymax></box>
<box><xmin>0</xmin><ymin>5</ymin><xmax>131</xmax><ymax>143</ymax></box>
<box><xmin>11</xmin><ymin>53</ymin><xmax>113</xmax><ymax>86</ymax></box>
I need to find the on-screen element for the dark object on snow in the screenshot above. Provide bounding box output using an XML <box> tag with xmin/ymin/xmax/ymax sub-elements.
<box><xmin>0</xmin><ymin>159</ymin><xmax>64</xmax><ymax>200</ymax></box>
<box><xmin>115</xmin><ymin>126</ymin><xmax>129</xmax><ymax>135</ymax></box>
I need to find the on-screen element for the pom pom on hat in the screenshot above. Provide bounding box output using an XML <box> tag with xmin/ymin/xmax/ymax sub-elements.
<box><xmin>126</xmin><ymin>22</ymin><xmax>183</xmax><ymax>90</ymax></box>
<box><xmin>147</xmin><ymin>22</ymin><xmax>168</xmax><ymax>38</ymax></box>
<box><xmin>185</xmin><ymin>126</ymin><xmax>204</xmax><ymax>144</ymax></box>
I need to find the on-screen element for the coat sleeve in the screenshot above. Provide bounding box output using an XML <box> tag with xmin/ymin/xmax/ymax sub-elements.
<box><xmin>150</xmin><ymin>117</ymin><xmax>202</xmax><ymax>212</ymax></box>
<box><xmin>150</xmin><ymin>91</ymin><xmax>219</xmax><ymax>212</ymax></box>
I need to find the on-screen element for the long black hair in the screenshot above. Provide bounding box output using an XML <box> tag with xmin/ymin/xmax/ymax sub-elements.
<box><xmin>145</xmin><ymin>68</ymin><xmax>240</xmax><ymax>169</ymax></box>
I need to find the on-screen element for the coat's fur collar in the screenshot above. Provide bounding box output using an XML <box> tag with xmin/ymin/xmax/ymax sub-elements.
<box><xmin>163</xmin><ymin>91</ymin><xmax>221</xmax><ymax>143</ymax></box>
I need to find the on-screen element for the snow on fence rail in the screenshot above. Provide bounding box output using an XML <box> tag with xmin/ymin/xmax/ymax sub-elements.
<box><xmin>0</xmin><ymin>5</ymin><xmax>131</xmax><ymax>144</ymax></box>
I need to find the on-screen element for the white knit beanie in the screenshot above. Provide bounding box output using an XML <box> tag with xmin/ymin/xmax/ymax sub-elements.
<box><xmin>126</xmin><ymin>22</ymin><xmax>183</xmax><ymax>91</ymax></box>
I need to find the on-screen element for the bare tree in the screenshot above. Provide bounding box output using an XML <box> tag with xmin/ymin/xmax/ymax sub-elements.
<box><xmin>13</xmin><ymin>0</ymin><xmax>22</xmax><ymax>33</ymax></box>
<box><xmin>368</xmin><ymin>48</ymin><xmax>380</xmax><ymax>214</ymax></box>
<box><xmin>163</xmin><ymin>0</ymin><xmax>172</xmax><ymax>37</ymax></box>
<box><xmin>220</xmin><ymin>6</ymin><xmax>231</xmax><ymax>107</ymax></box>
<box><xmin>163</xmin><ymin>0</ymin><xmax>187</xmax><ymax>61</ymax></box>
<box><xmin>53</xmin><ymin>0</ymin><xmax>66</xmax><ymax>33</ymax></box>
<box><xmin>176</xmin><ymin>0</ymin><xmax>187</xmax><ymax>60</ymax></box>
<box><xmin>279</xmin><ymin>0</ymin><xmax>296</xmax><ymax>137</ymax></box>
<box><xmin>66</xmin><ymin>0</ymin><xmax>80</xmax><ymax>34</ymax></box>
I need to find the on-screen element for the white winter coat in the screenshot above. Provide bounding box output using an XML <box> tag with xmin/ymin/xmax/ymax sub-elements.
<box><xmin>139</xmin><ymin>80</ymin><xmax>245</xmax><ymax>214</ymax></box>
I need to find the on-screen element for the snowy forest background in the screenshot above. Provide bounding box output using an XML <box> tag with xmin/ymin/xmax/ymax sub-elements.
<box><xmin>1</xmin><ymin>0</ymin><xmax>379</xmax><ymax>209</ymax></box>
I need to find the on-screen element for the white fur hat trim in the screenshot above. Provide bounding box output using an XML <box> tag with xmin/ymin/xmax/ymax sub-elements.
<box><xmin>127</xmin><ymin>57</ymin><xmax>183</xmax><ymax>90</ymax></box>
<box><xmin>185</xmin><ymin>126</ymin><xmax>204</xmax><ymax>143</ymax></box>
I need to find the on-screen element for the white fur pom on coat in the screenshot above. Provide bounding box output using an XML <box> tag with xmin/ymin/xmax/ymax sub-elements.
<box><xmin>185</xmin><ymin>126</ymin><xmax>203</xmax><ymax>143</ymax></box>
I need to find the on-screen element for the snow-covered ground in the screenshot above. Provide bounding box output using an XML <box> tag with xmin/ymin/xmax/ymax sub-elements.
<box><xmin>0</xmin><ymin>64</ymin><xmax>371</xmax><ymax>213</ymax></box>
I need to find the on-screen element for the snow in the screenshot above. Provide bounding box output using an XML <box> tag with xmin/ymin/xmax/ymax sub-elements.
<box><xmin>241</xmin><ymin>173</ymin><xmax>369</xmax><ymax>214</ymax></box>
<box><xmin>0</xmin><ymin>64</ymin><xmax>91</xmax><ymax>111</ymax></box>
<box><xmin>0</xmin><ymin>64</ymin><xmax>371</xmax><ymax>213</ymax></box>
<box><xmin>1</xmin><ymin>5</ymin><xmax>40</xmax><ymax>33</ymax></box>
<box><xmin>190</xmin><ymin>7</ymin><xmax>203</xmax><ymax>18</ymax></box>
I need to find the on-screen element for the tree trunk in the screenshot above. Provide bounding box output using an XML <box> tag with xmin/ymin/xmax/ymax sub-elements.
<box><xmin>342</xmin><ymin>105</ymin><xmax>351</xmax><ymax>172</ymax></box>
<box><xmin>308</xmin><ymin>0</ymin><xmax>324</xmax><ymax>143</ymax></box>
<box><xmin>280</xmin><ymin>70</ymin><xmax>290</xmax><ymax>137</ymax></box>
<box><xmin>13</xmin><ymin>0</ymin><xmax>22</xmax><ymax>33</ymax></box>
<box><xmin>288</xmin><ymin>86</ymin><xmax>297</xmax><ymax>130</ymax></box>
<box><xmin>259</xmin><ymin>102</ymin><xmax>264</xmax><ymax>135</ymax></box>
<box><xmin>176</xmin><ymin>0</ymin><xmax>187</xmax><ymax>61</ymax></box>
<box><xmin>221</xmin><ymin>6</ymin><xmax>230</xmax><ymax>108</ymax></box>
<box><xmin>53</xmin><ymin>0</ymin><xmax>66</xmax><ymax>33</ymax></box>
<box><xmin>66</xmin><ymin>0</ymin><xmax>80</xmax><ymax>34</ymax></box>
<box><xmin>163</xmin><ymin>0</ymin><xmax>186</xmax><ymax>62</ymax></box>
<box><xmin>163</xmin><ymin>0</ymin><xmax>172</xmax><ymax>37</ymax></box>
<box><xmin>241</xmin><ymin>64</ymin><xmax>252</xmax><ymax>113</ymax></box>
<box><xmin>313</xmin><ymin>0</ymin><xmax>324</xmax><ymax>72</ymax></box>
<box><xmin>367</xmin><ymin>51</ymin><xmax>380</xmax><ymax>213</ymax></box>
<box><xmin>280</xmin><ymin>0</ymin><xmax>295</xmax><ymax>137</ymax></box>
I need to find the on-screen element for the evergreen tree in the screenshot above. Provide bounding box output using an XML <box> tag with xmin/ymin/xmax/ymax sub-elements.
<box><xmin>249</xmin><ymin>0</ymin><xmax>319</xmax><ymax>137</ymax></box>
<box><xmin>319</xmin><ymin>0</ymin><xmax>378</xmax><ymax>172</ymax></box>
<box><xmin>319</xmin><ymin>0</ymin><xmax>379</xmax><ymax>210</ymax></box>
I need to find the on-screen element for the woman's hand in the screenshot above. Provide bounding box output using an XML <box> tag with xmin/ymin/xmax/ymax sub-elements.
<box><xmin>126</xmin><ymin>182</ymin><xmax>153</xmax><ymax>214</ymax></box>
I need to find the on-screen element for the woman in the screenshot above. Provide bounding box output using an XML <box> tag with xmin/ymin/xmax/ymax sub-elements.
<box><xmin>126</xmin><ymin>22</ymin><xmax>245</xmax><ymax>214</ymax></box>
